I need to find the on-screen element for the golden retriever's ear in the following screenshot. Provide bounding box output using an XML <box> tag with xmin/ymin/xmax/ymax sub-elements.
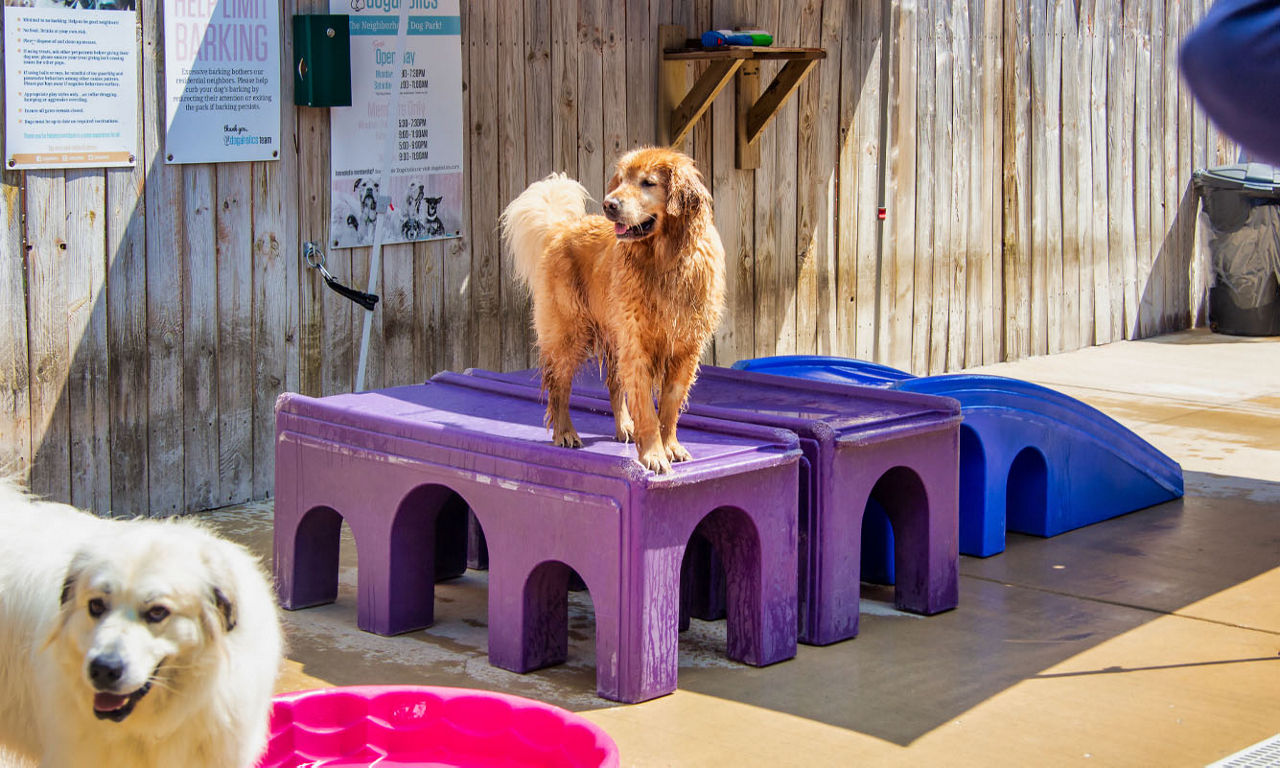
<box><xmin>666</xmin><ymin>160</ymin><xmax>711</xmax><ymax>217</ymax></box>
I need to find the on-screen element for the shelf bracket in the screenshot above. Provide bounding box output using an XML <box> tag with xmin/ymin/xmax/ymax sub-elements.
<box><xmin>658</xmin><ymin>24</ymin><xmax>826</xmax><ymax>170</ymax></box>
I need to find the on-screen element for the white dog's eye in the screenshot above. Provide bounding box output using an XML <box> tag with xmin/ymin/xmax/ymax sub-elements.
<box><xmin>87</xmin><ymin>598</ymin><xmax>106</xmax><ymax>618</ymax></box>
<box><xmin>144</xmin><ymin>605</ymin><xmax>170</xmax><ymax>624</ymax></box>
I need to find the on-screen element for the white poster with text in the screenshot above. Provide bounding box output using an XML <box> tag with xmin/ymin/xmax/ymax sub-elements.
<box><xmin>3</xmin><ymin>0</ymin><xmax>138</xmax><ymax>170</ymax></box>
<box><xmin>328</xmin><ymin>0</ymin><xmax>463</xmax><ymax>249</ymax></box>
<box><xmin>163</xmin><ymin>0</ymin><xmax>280</xmax><ymax>164</ymax></box>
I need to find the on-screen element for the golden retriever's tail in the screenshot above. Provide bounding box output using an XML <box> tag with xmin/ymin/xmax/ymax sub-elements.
<box><xmin>500</xmin><ymin>173</ymin><xmax>590</xmax><ymax>288</ymax></box>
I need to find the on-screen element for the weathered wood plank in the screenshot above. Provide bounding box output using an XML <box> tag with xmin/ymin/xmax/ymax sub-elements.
<box><xmin>948</xmin><ymin>0</ymin><xmax>971</xmax><ymax>371</ymax></box>
<box><xmin>25</xmin><ymin>170</ymin><xmax>70</xmax><ymax>502</ymax></box>
<box><xmin>553</xmin><ymin>0</ymin><xmax>580</xmax><ymax>176</ymax></box>
<box><xmin>602</xmin><ymin>0</ymin><xmax>626</xmax><ymax>184</ymax></box>
<box><xmin>771</xmin><ymin>0</ymin><xmax>799</xmax><ymax>356</ymax></box>
<box><xmin>0</xmin><ymin>10</ymin><xmax>31</xmax><ymax>482</ymax></box>
<box><xmin>916</xmin><ymin>0</ymin><xmax>939</xmax><ymax>376</ymax></box>
<box><xmin>0</xmin><ymin>169</ymin><xmax>29</xmax><ymax>480</ymax></box>
<box><xmin>980</xmin><ymin>0</ymin><xmax>1004</xmax><ymax>364</ymax></box>
<box><xmin>105</xmin><ymin>38</ymin><xmax>149</xmax><ymax>516</ymax></box>
<box><xmin>1118</xmin><ymin>0</ymin><xmax>1139</xmax><ymax>339</ymax></box>
<box><xmin>577</xmin><ymin>0</ymin><xmax>606</xmax><ymax>198</ymax></box>
<box><xmin>469</xmin><ymin>1</ymin><xmax>502</xmax><ymax>372</ymax></box>
<box><xmin>1136</xmin><ymin>0</ymin><xmax>1157</xmax><ymax>337</ymax></box>
<box><xmin>65</xmin><ymin>169</ymin><xmax>110</xmax><ymax>514</ymax></box>
<box><xmin>214</xmin><ymin>165</ymin><xmax>253</xmax><ymax>506</ymax></box>
<box><xmin>446</xmin><ymin>5</ymin><xmax>477</xmax><ymax>373</ymax></box>
<box><xmin>750</xmin><ymin>0</ymin><xmax>783</xmax><ymax>358</ymax></box>
<box><xmin>1060</xmin><ymin>0</ymin><xmax>1083</xmax><ymax>353</ymax></box>
<box><xmin>1044</xmin><ymin>0</ymin><xmax>1064</xmax><ymax>354</ymax></box>
<box><xmin>794</xmin><ymin>0</ymin><xmax>842</xmax><ymax>357</ymax></box>
<box><xmin>850</xmin><ymin>0</ymin><xmax>883</xmax><ymax>362</ymax></box>
<box><xmin>143</xmin><ymin>0</ymin><xmax>185</xmax><ymax>516</ymax></box>
<box><xmin>709</xmin><ymin>0</ymin><xmax>756</xmax><ymax>365</ymax></box>
<box><xmin>1146</xmin><ymin>0</ymin><xmax>1167</xmax><ymax>337</ymax></box>
<box><xmin>252</xmin><ymin>154</ymin><xmax>290</xmax><ymax>499</ymax></box>
<box><xmin>884</xmin><ymin>0</ymin><xmax>917</xmax><ymax>370</ymax></box>
<box><xmin>499</xmin><ymin>0</ymin><xmax>532</xmax><ymax>371</ymax></box>
<box><xmin>1089</xmin><ymin>0</ymin><xmax>1111</xmax><ymax>344</ymax></box>
<box><xmin>181</xmin><ymin>165</ymin><xmax>218</xmax><ymax>513</ymax></box>
<box><xmin>1028</xmin><ymin>0</ymin><xmax>1048</xmax><ymax>356</ymax></box>
<box><xmin>625</xmin><ymin>0</ymin><xmax>656</xmax><ymax>148</ymax></box>
<box><xmin>1003</xmin><ymin>0</ymin><xmax>1031</xmax><ymax>361</ymax></box>
<box><xmin>280</xmin><ymin>0</ymin><xmax>302</xmax><ymax>401</ymax></box>
<box><xmin>296</xmin><ymin>0</ymin><xmax>329</xmax><ymax>397</ymax></box>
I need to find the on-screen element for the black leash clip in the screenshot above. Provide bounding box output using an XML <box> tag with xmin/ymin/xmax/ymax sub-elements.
<box><xmin>303</xmin><ymin>242</ymin><xmax>379</xmax><ymax>312</ymax></box>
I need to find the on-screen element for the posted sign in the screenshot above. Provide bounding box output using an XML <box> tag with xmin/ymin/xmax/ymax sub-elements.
<box><xmin>3</xmin><ymin>0</ymin><xmax>138</xmax><ymax>170</ymax></box>
<box><xmin>327</xmin><ymin>0</ymin><xmax>464</xmax><ymax>249</ymax></box>
<box><xmin>163</xmin><ymin>0</ymin><xmax>281</xmax><ymax>164</ymax></box>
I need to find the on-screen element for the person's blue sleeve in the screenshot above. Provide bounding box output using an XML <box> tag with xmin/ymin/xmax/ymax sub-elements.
<box><xmin>1181</xmin><ymin>0</ymin><xmax>1280</xmax><ymax>164</ymax></box>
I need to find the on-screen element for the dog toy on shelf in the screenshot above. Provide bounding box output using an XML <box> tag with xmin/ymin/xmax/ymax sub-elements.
<box><xmin>701</xmin><ymin>29</ymin><xmax>774</xmax><ymax>47</ymax></box>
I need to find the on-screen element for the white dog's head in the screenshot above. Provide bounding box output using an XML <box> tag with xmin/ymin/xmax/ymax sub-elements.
<box><xmin>50</xmin><ymin>523</ymin><xmax>244</xmax><ymax>727</ymax></box>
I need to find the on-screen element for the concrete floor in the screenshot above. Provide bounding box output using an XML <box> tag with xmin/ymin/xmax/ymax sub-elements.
<box><xmin>208</xmin><ymin>328</ymin><xmax>1280</xmax><ymax>767</ymax></box>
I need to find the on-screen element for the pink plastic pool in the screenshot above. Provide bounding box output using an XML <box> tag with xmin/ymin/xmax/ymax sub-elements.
<box><xmin>258</xmin><ymin>685</ymin><xmax>620</xmax><ymax>768</ymax></box>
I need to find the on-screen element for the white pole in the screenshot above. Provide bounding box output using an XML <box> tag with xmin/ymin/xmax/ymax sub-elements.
<box><xmin>355</xmin><ymin>0</ymin><xmax>413</xmax><ymax>392</ymax></box>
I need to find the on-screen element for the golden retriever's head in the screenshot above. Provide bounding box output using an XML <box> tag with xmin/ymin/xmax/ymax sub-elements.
<box><xmin>602</xmin><ymin>147</ymin><xmax>711</xmax><ymax>241</ymax></box>
<box><xmin>50</xmin><ymin>522</ymin><xmax>241</xmax><ymax>726</ymax></box>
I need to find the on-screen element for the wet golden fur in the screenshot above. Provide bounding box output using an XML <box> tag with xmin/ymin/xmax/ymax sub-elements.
<box><xmin>500</xmin><ymin>147</ymin><xmax>726</xmax><ymax>473</ymax></box>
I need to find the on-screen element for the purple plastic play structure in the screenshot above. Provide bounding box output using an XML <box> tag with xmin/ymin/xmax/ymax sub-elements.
<box><xmin>273</xmin><ymin>372</ymin><xmax>801</xmax><ymax>703</ymax></box>
<box><xmin>259</xmin><ymin>685</ymin><xmax>619</xmax><ymax>767</ymax></box>
<box><xmin>467</xmin><ymin>365</ymin><xmax>963</xmax><ymax>646</ymax></box>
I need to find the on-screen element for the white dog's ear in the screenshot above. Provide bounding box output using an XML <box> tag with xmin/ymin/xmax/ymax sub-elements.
<box><xmin>59</xmin><ymin>571</ymin><xmax>76</xmax><ymax>606</ymax></box>
<box><xmin>666</xmin><ymin>161</ymin><xmax>710</xmax><ymax>217</ymax></box>
<box><xmin>212</xmin><ymin>586</ymin><xmax>237</xmax><ymax>632</ymax></box>
<box><xmin>59</xmin><ymin>553</ymin><xmax>89</xmax><ymax>607</ymax></box>
<box><xmin>200</xmin><ymin>548</ymin><xmax>239</xmax><ymax>633</ymax></box>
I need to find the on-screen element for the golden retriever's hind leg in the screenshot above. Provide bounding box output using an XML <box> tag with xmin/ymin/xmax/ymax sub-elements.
<box><xmin>605</xmin><ymin>362</ymin><xmax>634</xmax><ymax>443</ymax></box>
<box><xmin>542</xmin><ymin>350</ymin><xmax>585</xmax><ymax>449</ymax></box>
<box><xmin>659</xmin><ymin>354</ymin><xmax>700</xmax><ymax>463</ymax></box>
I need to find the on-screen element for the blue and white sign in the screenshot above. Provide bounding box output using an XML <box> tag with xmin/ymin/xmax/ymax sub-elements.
<box><xmin>328</xmin><ymin>0</ymin><xmax>463</xmax><ymax>248</ymax></box>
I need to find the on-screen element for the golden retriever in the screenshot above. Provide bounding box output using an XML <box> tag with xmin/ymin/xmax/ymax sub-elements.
<box><xmin>501</xmin><ymin>146</ymin><xmax>726</xmax><ymax>473</ymax></box>
<box><xmin>0</xmin><ymin>481</ymin><xmax>283</xmax><ymax>768</ymax></box>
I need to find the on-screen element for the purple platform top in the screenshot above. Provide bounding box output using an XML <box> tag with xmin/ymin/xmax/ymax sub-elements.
<box><xmin>468</xmin><ymin>365</ymin><xmax>962</xmax><ymax>444</ymax></box>
<box><xmin>275</xmin><ymin>371</ymin><xmax>800</xmax><ymax>484</ymax></box>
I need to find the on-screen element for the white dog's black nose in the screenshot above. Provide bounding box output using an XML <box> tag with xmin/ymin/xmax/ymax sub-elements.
<box><xmin>602</xmin><ymin>198</ymin><xmax>620</xmax><ymax>217</ymax></box>
<box><xmin>88</xmin><ymin>654</ymin><xmax>125</xmax><ymax>689</ymax></box>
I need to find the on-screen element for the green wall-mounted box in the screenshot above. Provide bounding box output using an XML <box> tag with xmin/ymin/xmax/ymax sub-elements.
<box><xmin>293</xmin><ymin>14</ymin><xmax>352</xmax><ymax>108</ymax></box>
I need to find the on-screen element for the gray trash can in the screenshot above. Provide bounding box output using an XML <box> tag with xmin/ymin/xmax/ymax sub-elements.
<box><xmin>1193</xmin><ymin>162</ymin><xmax>1280</xmax><ymax>336</ymax></box>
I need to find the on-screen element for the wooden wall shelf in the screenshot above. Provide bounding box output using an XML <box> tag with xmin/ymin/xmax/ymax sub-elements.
<box><xmin>658</xmin><ymin>25</ymin><xmax>826</xmax><ymax>169</ymax></box>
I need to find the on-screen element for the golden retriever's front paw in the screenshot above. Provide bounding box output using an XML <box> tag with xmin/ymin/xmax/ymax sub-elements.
<box><xmin>614</xmin><ymin>415</ymin><xmax>635</xmax><ymax>443</ymax></box>
<box><xmin>553</xmin><ymin>427</ymin><xmax>583</xmax><ymax>448</ymax></box>
<box><xmin>636</xmin><ymin>445</ymin><xmax>672</xmax><ymax>474</ymax></box>
<box><xmin>665</xmin><ymin>440</ymin><xmax>692</xmax><ymax>463</ymax></box>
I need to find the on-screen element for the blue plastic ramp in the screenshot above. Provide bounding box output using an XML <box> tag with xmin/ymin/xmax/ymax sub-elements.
<box><xmin>733</xmin><ymin>356</ymin><xmax>1185</xmax><ymax>563</ymax></box>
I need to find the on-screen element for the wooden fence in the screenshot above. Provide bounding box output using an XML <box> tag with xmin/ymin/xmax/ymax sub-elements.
<box><xmin>0</xmin><ymin>0</ymin><xmax>1235</xmax><ymax>516</ymax></box>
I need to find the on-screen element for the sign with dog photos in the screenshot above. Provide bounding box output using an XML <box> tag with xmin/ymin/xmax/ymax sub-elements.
<box><xmin>327</xmin><ymin>0</ymin><xmax>463</xmax><ymax>249</ymax></box>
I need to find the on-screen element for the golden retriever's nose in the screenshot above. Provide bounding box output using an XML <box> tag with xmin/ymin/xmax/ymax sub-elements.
<box><xmin>602</xmin><ymin>197</ymin><xmax>620</xmax><ymax>218</ymax></box>
<box><xmin>88</xmin><ymin>653</ymin><xmax>125</xmax><ymax>690</ymax></box>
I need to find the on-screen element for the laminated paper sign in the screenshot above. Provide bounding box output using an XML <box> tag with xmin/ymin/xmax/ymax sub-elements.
<box><xmin>2</xmin><ymin>0</ymin><xmax>138</xmax><ymax>170</ymax></box>
<box><xmin>163</xmin><ymin>0</ymin><xmax>281</xmax><ymax>163</ymax></box>
<box><xmin>328</xmin><ymin>0</ymin><xmax>464</xmax><ymax>249</ymax></box>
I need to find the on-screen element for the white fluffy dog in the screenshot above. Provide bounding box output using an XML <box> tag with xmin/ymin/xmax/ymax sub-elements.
<box><xmin>0</xmin><ymin>481</ymin><xmax>283</xmax><ymax>768</ymax></box>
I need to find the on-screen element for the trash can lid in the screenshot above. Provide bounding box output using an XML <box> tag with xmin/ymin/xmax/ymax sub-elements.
<box><xmin>1194</xmin><ymin>162</ymin><xmax>1280</xmax><ymax>195</ymax></box>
